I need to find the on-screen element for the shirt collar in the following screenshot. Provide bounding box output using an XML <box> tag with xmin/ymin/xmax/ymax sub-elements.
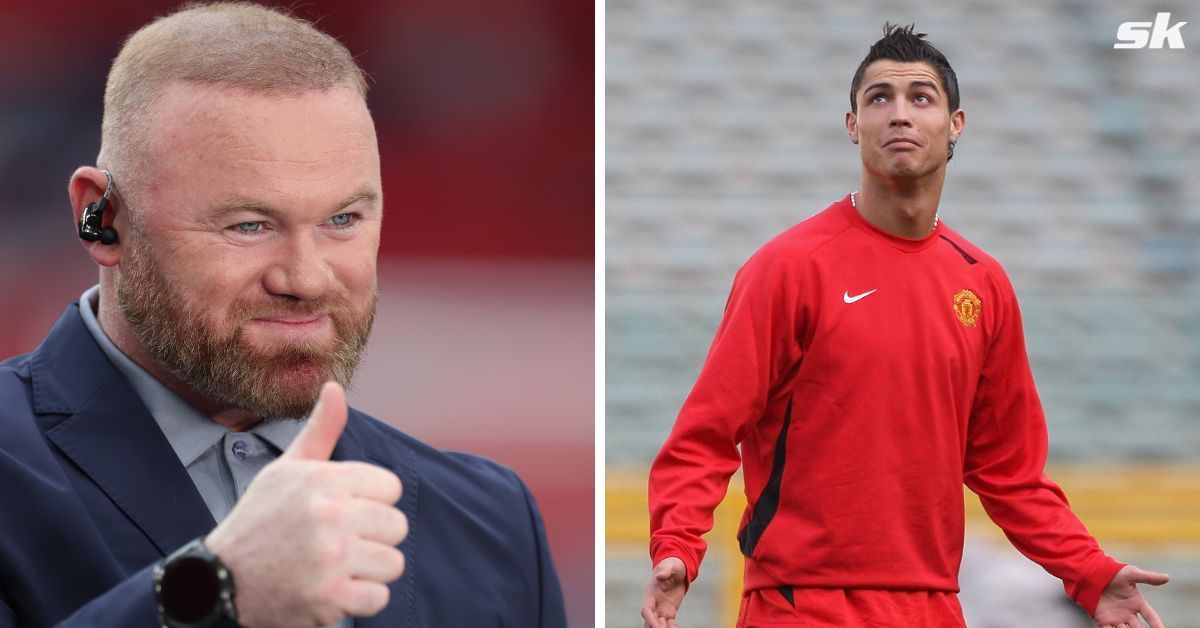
<box><xmin>78</xmin><ymin>286</ymin><xmax>307</xmax><ymax>461</ymax></box>
<box><xmin>79</xmin><ymin>286</ymin><xmax>229</xmax><ymax>466</ymax></box>
<box><xmin>249</xmin><ymin>419</ymin><xmax>304</xmax><ymax>454</ymax></box>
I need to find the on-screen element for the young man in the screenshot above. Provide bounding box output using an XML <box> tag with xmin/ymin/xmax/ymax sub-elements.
<box><xmin>0</xmin><ymin>3</ymin><xmax>564</xmax><ymax>626</ymax></box>
<box><xmin>643</xmin><ymin>24</ymin><xmax>1167</xmax><ymax>628</ymax></box>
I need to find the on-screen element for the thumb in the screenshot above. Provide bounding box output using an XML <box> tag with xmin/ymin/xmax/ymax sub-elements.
<box><xmin>284</xmin><ymin>381</ymin><xmax>348</xmax><ymax>461</ymax></box>
<box><xmin>1126</xmin><ymin>566</ymin><xmax>1170</xmax><ymax>586</ymax></box>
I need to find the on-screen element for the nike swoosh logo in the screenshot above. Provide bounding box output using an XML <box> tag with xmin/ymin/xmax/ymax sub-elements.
<box><xmin>843</xmin><ymin>289</ymin><xmax>877</xmax><ymax>304</ymax></box>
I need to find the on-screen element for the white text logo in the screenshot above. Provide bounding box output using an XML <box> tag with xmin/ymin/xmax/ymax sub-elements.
<box><xmin>1115</xmin><ymin>13</ymin><xmax>1187</xmax><ymax>49</ymax></box>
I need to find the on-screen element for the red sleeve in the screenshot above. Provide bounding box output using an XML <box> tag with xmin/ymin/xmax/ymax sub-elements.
<box><xmin>964</xmin><ymin>267</ymin><xmax>1123</xmax><ymax>616</ymax></box>
<box><xmin>647</xmin><ymin>247</ymin><xmax>804</xmax><ymax>582</ymax></box>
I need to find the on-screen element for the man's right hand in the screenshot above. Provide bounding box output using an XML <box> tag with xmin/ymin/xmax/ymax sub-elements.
<box><xmin>204</xmin><ymin>381</ymin><xmax>408</xmax><ymax>627</ymax></box>
<box><xmin>641</xmin><ymin>556</ymin><xmax>688</xmax><ymax>628</ymax></box>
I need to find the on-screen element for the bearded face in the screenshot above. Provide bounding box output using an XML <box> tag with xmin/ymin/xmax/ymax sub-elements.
<box><xmin>99</xmin><ymin>84</ymin><xmax>383</xmax><ymax>420</ymax></box>
<box><xmin>117</xmin><ymin>229</ymin><xmax>377</xmax><ymax>419</ymax></box>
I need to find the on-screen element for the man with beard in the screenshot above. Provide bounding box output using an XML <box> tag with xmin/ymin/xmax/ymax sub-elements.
<box><xmin>0</xmin><ymin>3</ymin><xmax>565</xmax><ymax>627</ymax></box>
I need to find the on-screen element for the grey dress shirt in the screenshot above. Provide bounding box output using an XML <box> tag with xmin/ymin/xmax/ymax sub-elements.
<box><xmin>79</xmin><ymin>286</ymin><xmax>353</xmax><ymax>628</ymax></box>
<box><xmin>79</xmin><ymin>285</ymin><xmax>305</xmax><ymax>521</ymax></box>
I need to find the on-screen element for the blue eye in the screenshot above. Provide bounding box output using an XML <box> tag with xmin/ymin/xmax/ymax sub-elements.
<box><xmin>235</xmin><ymin>221</ymin><xmax>263</xmax><ymax>233</ymax></box>
<box><xmin>331</xmin><ymin>213</ymin><xmax>356</xmax><ymax>227</ymax></box>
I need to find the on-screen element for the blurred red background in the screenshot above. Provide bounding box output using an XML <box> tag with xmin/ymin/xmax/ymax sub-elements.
<box><xmin>0</xmin><ymin>0</ymin><xmax>594</xmax><ymax>624</ymax></box>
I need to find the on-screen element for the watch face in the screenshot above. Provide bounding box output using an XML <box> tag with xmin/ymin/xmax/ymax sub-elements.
<box><xmin>162</xmin><ymin>555</ymin><xmax>221</xmax><ymax>623</ymax></box>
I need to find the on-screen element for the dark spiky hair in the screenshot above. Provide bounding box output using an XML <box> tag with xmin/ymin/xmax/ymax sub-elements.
<box><xmin>849</xmin><ymin>23</ymin><xmax>959</xmax><ymax>114</ymax></box>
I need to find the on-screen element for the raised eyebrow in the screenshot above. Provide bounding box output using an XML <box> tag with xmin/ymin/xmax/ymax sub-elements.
<box><xmin>909</xmin><ymin>80</ymin><xmax>941</xmax><ymax>94</ymax></box>
<box><xmin>864</xmin><ymin>80</ymin><xmax>941</xmax><ymax>95</ymax></box>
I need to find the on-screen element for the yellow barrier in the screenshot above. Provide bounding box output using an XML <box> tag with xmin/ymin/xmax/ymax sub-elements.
<box><xmin>609</xmin><ymin>464</ymin><xmax>1200</xmax><ymax>625</ymax></box>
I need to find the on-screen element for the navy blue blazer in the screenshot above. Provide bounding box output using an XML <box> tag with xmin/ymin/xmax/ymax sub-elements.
<box><xmin>0</xmin><ymin>304</ymin><xmax>567</xmax><ymax>627</ymax></box>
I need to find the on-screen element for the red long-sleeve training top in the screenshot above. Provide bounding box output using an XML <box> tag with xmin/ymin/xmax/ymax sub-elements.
<box><xmin>649</xmin><ymin>195</ymin><xmax>1123</xmax><ymax>615</ymax></box>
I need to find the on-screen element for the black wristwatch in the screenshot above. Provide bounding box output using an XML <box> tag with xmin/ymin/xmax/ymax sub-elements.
<box><xmin>153</xmin><ymin>538</ymin><xmax>240</xmax><ymax>628</ymax></box>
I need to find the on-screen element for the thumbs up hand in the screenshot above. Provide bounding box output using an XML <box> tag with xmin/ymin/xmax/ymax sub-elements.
<box><xmin>204</xmin><ymin>382</ymin><xmax>408</xmax><ymax>627</ymax></box>
<box><xmin>284</xmin><ymin>380</ymin><xmax>351</xmax><ymax>461</ymax></box>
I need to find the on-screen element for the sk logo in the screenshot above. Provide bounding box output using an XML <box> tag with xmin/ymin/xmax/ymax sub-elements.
<box><xmin>952</xmin><ymin>289</ymin><xmax>982</xmax><ymax>327</ymax></box>
<box><xmin>1115</xmin><ymin>13</ymin><xmax>1188</xmax><ymax>49</ymax></box>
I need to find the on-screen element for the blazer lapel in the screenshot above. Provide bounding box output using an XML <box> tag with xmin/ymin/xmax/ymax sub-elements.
<box><xmin>33</xmin><ymin>304</ymin><xmax>216</xmax><ymax>557</ymax></box>
<box><xmin>31</xmin><ymin>304</ymin><xmax>417</xmax><ymax>624</ymax></box>
<box><xmin>335</xmin><ymin>412</ymin><xmax>419</xmax><ymax>628</ymax></box>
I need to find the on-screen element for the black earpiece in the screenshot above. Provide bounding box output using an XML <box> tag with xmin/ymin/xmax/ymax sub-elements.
<box><xmin>79</xmin><ymin>170</ymin><xmax>119</xmax><ymax>245</ymax></box>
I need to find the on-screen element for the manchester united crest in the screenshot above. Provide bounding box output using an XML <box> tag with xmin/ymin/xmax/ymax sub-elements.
<box><xmin>952</xmin><ymin>289</ymin><xmax>982</xmax><ymax>327</ymax></box>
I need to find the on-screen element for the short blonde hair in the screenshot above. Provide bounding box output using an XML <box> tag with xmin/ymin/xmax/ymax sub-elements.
<box><xmin>99</xmin><ymin>1</ymin><xmax>369</xmax><ymax>199</ymax></box>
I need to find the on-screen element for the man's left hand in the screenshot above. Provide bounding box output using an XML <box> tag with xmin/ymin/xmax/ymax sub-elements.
<box><xmin>1093</xmin><ymin>564</ymin><xmax>1169</xmax><ymax>628</ymax></box>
